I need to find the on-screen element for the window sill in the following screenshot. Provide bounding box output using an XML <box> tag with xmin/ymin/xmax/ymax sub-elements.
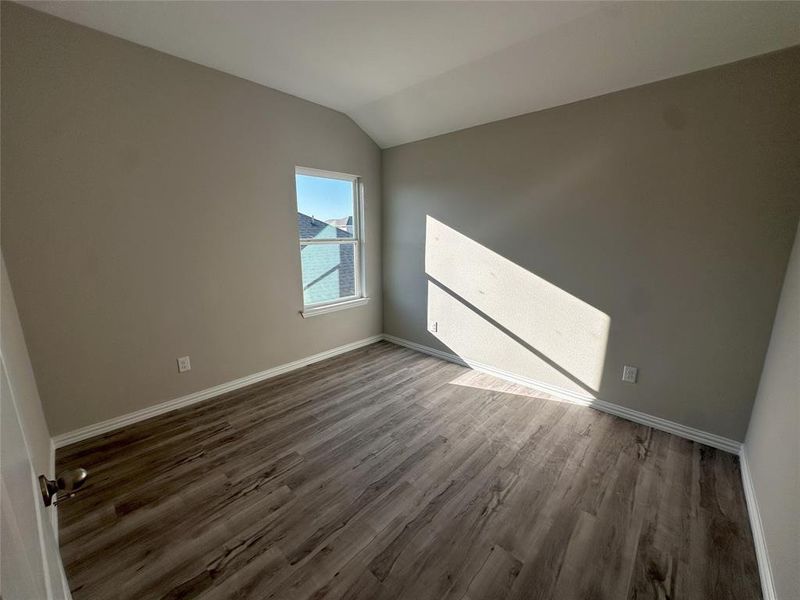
<box><xmin>301</xmin><ymin>297</ymin><xmax>370</xmax><ymax>318</ymax></box>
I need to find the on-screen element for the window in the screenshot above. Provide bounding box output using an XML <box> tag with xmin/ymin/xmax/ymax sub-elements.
<box><xmin>295</xmin><ymin>167</ymin><xmax>367</xmax><ymax>317</ymax></box>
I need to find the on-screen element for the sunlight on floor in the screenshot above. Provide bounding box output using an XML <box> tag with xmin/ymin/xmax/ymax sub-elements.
<box><xmin>447</xmin><ymin>369</ymin><xmax>577</xmax><ymax>404</ymax></box>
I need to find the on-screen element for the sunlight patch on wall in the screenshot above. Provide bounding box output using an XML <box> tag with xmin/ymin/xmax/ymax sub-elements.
<box><xmin>425</xmin><ymin>216</ymin><xmax>610</xmax><ymax>393</ymax></box>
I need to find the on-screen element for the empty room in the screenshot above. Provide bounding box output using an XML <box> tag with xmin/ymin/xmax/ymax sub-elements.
<box><xmin>1</xmin><ymin>1</ymin><xmax>798</xmax><ymax>599</ymax></box>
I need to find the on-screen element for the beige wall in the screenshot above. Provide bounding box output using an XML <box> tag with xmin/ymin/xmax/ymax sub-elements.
<box><xmin>744</xmin><ymin>222</ymin><xmax>799</xmax><ymax>600</ymax></box>
<box><xmin>1</xmin><ymin>3</ymin><xmax>382</xmax><ymax>436</ymax></box>
<box><xmin>382</xmin><ymin>47</ymin><xmax>800</xmax><ymax>441</ymax></box>
<box><xmin>2</xmin><ymin>1</ymin><xmax>797</xmax><ymax>446</ymax></box>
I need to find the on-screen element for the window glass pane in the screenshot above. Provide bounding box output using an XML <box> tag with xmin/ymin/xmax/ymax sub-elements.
<box><xmin>300</xmin><ymin>242</ymin><xmax>356</xmax><ymax>305</ymax></box>
<box><xmin>296</xmin><ymin>174</ymin><xmax>354</xmax><ymax>239</ymax></box>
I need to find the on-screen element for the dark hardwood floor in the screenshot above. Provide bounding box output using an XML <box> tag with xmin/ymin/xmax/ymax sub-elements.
<box><xmin>57</xmin><ymin>341</ymin><xmax>761</xmax><ymax>599</ymax></box>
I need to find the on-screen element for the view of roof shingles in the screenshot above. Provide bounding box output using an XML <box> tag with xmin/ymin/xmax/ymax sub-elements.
<box><xmin>297</xmin><ymin>212</ymin><xmax>355</xmax><ymax>304</ymax></box>
<box><xmin>297</xmin><ymin>213</ymin><xmax>352</xmax><ymax>239</ymax></box>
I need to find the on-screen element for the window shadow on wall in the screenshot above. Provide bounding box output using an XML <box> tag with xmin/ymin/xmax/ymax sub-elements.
<box><xmin>425</xmin><ymin>215</ymin><xmax>610</xmax><ymax>397</ymax></box>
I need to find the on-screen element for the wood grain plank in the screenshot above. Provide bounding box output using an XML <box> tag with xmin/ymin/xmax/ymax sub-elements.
<box><xmin>57</xmin><ymin>341</ymin><xmax>762</xmax><ymax>600</ymax></box>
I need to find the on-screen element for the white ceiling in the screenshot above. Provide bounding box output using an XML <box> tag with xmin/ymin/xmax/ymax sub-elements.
<box><xmin>20</xmin><ymin>1</ymin><xmax>800</xmax><ymax>148</ymax></box>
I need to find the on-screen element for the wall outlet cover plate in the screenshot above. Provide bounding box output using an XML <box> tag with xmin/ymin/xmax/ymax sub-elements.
<box><xmin>622</xmin><ymin>365</ymin><xmax>638</xmax><ymax>383</ymax></box>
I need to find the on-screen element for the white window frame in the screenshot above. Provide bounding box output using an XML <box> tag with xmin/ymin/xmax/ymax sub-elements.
<box><xmin>295</xmin><ymin>166</ymin><xmax>369</xmax><ymax>318</ymax></box>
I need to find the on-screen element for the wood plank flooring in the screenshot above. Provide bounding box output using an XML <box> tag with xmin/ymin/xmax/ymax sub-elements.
<box><xmin>57</xmin><ymin>341</ymin><xmax>762</xmax><ymax>599</ymax></box>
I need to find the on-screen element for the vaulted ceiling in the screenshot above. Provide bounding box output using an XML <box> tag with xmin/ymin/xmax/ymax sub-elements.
<box><xmin>20</xmin><ymin>1</ymin><xmax>800</xmax><ymax>148</ymax></box>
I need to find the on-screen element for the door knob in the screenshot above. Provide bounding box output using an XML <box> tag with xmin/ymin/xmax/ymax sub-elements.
<box><xmin>39</xmin><ymin>468</ymin><xmax>88</xmax><ymax>507</ymax></box>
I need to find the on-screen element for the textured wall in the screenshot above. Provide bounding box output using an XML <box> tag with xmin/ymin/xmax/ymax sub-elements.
<box><xmin>382</xmin><ymin>47</ymin><xmax>800</xmax><ymax>441</ymax></box>
<box><xmin>1</xmin><ymin>3</ymin><xmax>382</xmax><ymax>435</ymax></box>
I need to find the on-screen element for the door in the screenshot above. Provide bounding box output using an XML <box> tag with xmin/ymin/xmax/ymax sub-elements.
<box><xmin>1</xmin><ymin>357</ymin><xmax>70</xmax><ymax>599</ymax></box>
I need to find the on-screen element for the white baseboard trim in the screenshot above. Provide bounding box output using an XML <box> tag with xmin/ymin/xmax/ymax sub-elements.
<box><xmin>382</xmin><ymin>334</ymin><xmax>742</xmax><ymax>455</ymax></box>
<box><xmin>383</xmin><ymin>334</ymin><xmax>470</xmax><ymax>366</ymax></box>
<box><xmin>54</xmin><ymin>332</ymin><xmax>744</xmax><ymax>457</ymax></box>
<box><xmin>52</xmin><ymin>335</ymin><xmax>384</xmax><ymax>449</ymax></box>
<box><xmin>50</xmin><ymin>331</ymin><xmax>768</xmax><ymax>596</ymax></box>
<box><xmin>739</xmin><ymin>448</ymin><xmax>777</xmax><ymax>600</ymax></box>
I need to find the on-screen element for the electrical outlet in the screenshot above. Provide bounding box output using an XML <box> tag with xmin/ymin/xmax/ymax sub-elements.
<box><xmin>428</xmin><ymin>320</ymin><xmax>438</xmax><ymax>333</ymax></box>
<box><xmin>622</xmin><ymin>365</ymin><xmax>638</xmax><ymax>383</ymax></box>
<box><xmin>177</xmin><ymin>356</ymin><xmax>191</xmax><ymax>373</ymax></box>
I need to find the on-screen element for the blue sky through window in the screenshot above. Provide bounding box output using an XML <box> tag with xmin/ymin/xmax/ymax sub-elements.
<box><xmin>295</xmin><ymin>174</ymin><xmax>353</xmax><ymax>222</ymax></box>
